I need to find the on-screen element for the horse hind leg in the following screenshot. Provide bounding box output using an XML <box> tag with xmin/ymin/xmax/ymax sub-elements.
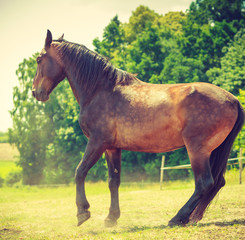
<box><xmin>189</xmin><ymin>175</ymin><xmax>225</xmax><ymax>223</ymax></box>
<box><xmin>104</xmin><ymin>148</ymin><xmax>121</xmax><ymax>227</ymax></box>
<box><xmin>169</xmin><ymin>151</ymin><xmax>214</xmax><ymax>226</ymax></box>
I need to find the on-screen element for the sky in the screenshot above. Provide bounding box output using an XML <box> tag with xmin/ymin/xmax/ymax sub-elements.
<box><xmin>0</xmin><ymin>0</ymin><xmax>193</xmax><ymax>132</ymax></box>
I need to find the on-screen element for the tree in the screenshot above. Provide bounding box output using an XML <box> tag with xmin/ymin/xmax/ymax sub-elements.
<box><xmin>9</xmin><ymin>54</ymin><xmax>49</xmax><ymax>185</ymax></box>
<box><xmin>187</xmin><ymin>0</ymin><xmax>245</xmax><ymax>25</ymax></box>
<box><xmin>158</xmin><ymin>11</ymin><xmax>186</xmax><ymax>35</ymax></box>
<box><xmin>124</xmin><ymin>5</ymin><xmax>160</xmax><ymax>43</ymax></box>
<box><xmin>207</xmin><ymin>28</ymin><xmax>245</xmax><ymax>95</ymax></box>
<box><xmin>150</xmin><ymin>48</ymin><xmax>206</xmax><ymax>84</ymax></box>
<box><xmin>233</xmin><ymin>89</ymin><xmax>245</xmax><ymax>152</ymax></box>
<box><xmin>9</xmin><ymin>53</ymin><xmax>107</xmax><ymax>185</ymax></box>
<box><xmin>125</xmin><ymin>22</ymin><xmax>166</xmax><ymax>81</ymax></box>
<box><xmin>93</xmin><ymin>15</ymin><xmax>125</xmax><ymax>60</ymax></box>
<box><xmin>180</xmin><ymin>0</ymin><xmax>245</xmax><ymax>70</ymax></box>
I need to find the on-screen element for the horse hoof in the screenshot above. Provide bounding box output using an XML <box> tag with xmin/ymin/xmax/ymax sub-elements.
<box><xmin>104</xmin><ymin>218</ymin><xmax>117</xmax><ymax>228</ymax></box>
<box><xmin>77</xmin><ymin>211</ymin><xmax>91</xmax><ymax>226</ymax></box>
<box><xmin>168</xmin><ymin>217</ymin><xmax>187</xmax><ymax>227</ymax></box>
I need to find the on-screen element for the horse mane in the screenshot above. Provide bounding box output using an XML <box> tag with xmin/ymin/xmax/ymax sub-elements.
<box><xmin>54</xmin><ymin>39</ymin><xmax>136</xmax><ymax>95</ymax></box>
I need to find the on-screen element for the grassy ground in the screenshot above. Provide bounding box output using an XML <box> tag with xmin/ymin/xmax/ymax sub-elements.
<box><xmin>0</xmin><ymin>176</ymin><xmax>244</xmax><ymax>240</ymax></box>
<box><xmin>0</xmin><ymin>143</ymin><xmax>244</xmax><ymax>239</ymax></box>
<box><xmin>0</xmin><ymin>143</ymin><xmax>20</xmax><ymax>178</ymax></box>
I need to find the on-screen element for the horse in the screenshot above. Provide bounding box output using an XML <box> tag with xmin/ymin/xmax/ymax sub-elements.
<box><xmin>32</xmin><ymin>30</ymin><xmax>244</xmax><ymax>227</ymax></box>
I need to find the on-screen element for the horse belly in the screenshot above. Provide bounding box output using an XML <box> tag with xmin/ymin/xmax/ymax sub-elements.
<box><xmin>115</xmin><ymin>116</ymin><xmax>184</xmax><ymax>153</ymax></box>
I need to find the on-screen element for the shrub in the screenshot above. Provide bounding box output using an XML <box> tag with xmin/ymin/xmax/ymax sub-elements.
<box><xmin>0</xmin><ymin>175</ymin><xmax>4</xmax><ymax>187</ymax></box>
<box><xmin>5</xmin><ymin>170</ymin><xmax>22</xmax><ymax>186</ymax></box>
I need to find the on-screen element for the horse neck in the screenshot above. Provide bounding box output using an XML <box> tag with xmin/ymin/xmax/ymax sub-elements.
<box><xmin>54</xmin><ymin>41</ymin><xmax>141</xmax><ymax>106</ymax></box>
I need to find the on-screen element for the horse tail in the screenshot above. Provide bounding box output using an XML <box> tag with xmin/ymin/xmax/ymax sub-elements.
<box><xmin>190</xmin><ymin>101</ymin><xmax>245</xmax><ymax>223</ymax></box>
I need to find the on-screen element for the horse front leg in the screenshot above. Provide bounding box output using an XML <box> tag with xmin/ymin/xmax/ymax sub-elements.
<box><xmin>75</xmin><ymin>140</ymin><xmax>105</xmax><ymax>226</ymax></box>
<box><xmin>104</xmin><ymin>148</ymin><xmax>121</xmax><ymax>227</ymax></box>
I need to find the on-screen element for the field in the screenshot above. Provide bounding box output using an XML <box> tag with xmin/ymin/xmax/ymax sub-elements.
<box><xmin>0</xmin><ymin>143</ymin><xmax>244</xmax><ymax>239</ymax></box>
<box><xmin>0</xmin><ymin>143</ymin><xmax>20</xmax><ymax>178</ymax></box>
<box><xmin>0</xmin><ymin>177</ymin><xmax>245</xmax><ymax>240</ymax></box>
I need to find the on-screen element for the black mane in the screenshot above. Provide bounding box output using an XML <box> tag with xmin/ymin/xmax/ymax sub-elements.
<box><xmin>54</xmin><ymin>40</ymin><xmax>136</xmax><ymax>94</ymax></box>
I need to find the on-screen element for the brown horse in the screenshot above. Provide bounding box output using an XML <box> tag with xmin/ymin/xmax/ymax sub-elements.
<box><xmin>32</xmin><ymin>30</ymin><xmax>244</xmax><ymax>227</ymax></box>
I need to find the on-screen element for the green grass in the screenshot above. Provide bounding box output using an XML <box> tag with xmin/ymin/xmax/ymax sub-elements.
<box><xmin>0</xmin><ymin>143</ymin><xmax>244</xmax><ymax>239</ymax></box>
<box><xmin>0</xmin><ymin>143</ymin><xmax>20</xmax><ymax>179</ymax></box>
<box><xmin>0</xmin><ymin>179</ymin><xmax>244</xmax><ymax>240</ymax></box>
<box><xmin>0</xmin><ymin>161</ymin><xmax>20</xmax><ymax>178</ymax></box>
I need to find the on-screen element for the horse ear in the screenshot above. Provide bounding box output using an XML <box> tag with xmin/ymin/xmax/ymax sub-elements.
<box><xmin>45</xmin><ymin>29</ymin><xmax>52</xmax><ymax>49</ymax></box>
<box><xmin>58</xmin><ymin>33</ymin><xmax>64</xmax><ymax>41</ymax></box>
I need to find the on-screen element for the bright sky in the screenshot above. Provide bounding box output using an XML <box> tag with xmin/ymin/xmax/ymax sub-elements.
<box><xmin>0</xmin><ymin>0</ymin><xmax>193</xmax><ymax>132</ymax></box>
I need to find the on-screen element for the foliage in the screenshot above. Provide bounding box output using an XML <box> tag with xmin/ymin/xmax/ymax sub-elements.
<box><xmin>207</xmin><ymin>28</ymin><xmax>245</xmax><ymax>95</ymax></box>
<box><xmin>158</xmin><ymin>11</ymin><xmax>186</xmax><ymax>35</ymax></box>
<box><xmin>9</xmin><ymin>54</ymin><xmax>48</xmax><ymax>185</ymax></box>
<box><xmin>0</xmin><ymin>132</ymin><xmax>8</xmax><ymax>143</ymax></box>
<box><xmin>5</xmin><ymin>170</ymin><xmax>22</xmax><ymax>186</ymax></box>
<box><xmin>187</xmin><ymin>0</ymin><xmax>245</xmax><ymax>25</ymax></box>
<box><xmin>0</xmin><ymin>175</ymin><xmax>4</xmax><ymax>187</ymax></box>
<box><xmin>180</xmin><ymin>0</ymin><xmax>245</xmax><ymax>70</ymax></box>
<box><xmin>9</xmin><ymin>55</ymin><xmax>106</xmax><ymax>185</ymax></box>
<box><xmin>233</xmin><ymin>89</ymin><xmax>245</xmax><ymax>152</ymax></box>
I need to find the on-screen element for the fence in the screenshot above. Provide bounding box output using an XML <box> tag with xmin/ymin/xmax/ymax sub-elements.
<box><xmin>160</xmin><ymin>148</ymin><xmax>244</xmax><ymax>190</ymax></box>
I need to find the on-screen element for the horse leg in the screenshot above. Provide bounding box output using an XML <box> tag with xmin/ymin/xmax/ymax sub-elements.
<box><xmin>104</xmin><ymin>148</ymin><xmax>121</xmax><ymax>227</ymax></box>
<box><xmin>168</xmin><ymin>152</ymin><xmax>214</xmax><ymax>226</ymax></box>
<box><xmin>189</xmin><ymin>175</ymin><xmax>225</xmax><ymax>223</ymax></box>
<box><xmin>75</xmin><ymin>140</ymin><xmax>105</xmax><ymax>226</ymax></box>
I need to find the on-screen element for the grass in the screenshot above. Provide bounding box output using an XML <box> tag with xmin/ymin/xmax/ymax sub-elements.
<box><xmin>0</xmin><ymin>178</ymin><xmax>244</xmax><ymax>240</ymax></box>
<box><xmin>0</xmin><ymin>143</ymin><xmax>20</xmax><ymax>178</ymax></box>
<box><xmin>0</xmin><ymin>161</ymin><xmax>21</xmax><ymax>178</ymax></box>
<box><xmin>0</xmin><ymin>143</ymin><xmax>244</xmax><ymax>239</ymax></box>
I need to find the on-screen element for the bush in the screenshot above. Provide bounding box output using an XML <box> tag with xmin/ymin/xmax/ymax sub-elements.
<box><xmin>5</xmin><ymin>170</ymin><xmax>22</xmax><ymax>186</ymax></box>
<box><xmin>0</xmin><ymin>175</ymin><xmax>4</xmax><ymax>187</ymax></box>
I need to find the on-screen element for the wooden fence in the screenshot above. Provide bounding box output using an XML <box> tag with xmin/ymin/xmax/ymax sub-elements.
<box><xmin>160</xmin><ymin>148</ymin><xmax>244</xmax><ymax>190</ymax></box>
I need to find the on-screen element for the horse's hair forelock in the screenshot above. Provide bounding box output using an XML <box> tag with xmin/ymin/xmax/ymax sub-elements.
<box><xmin>54</xmin><ymin>40</ymin><xmax>135</xmax><ymax>95</ymax></box>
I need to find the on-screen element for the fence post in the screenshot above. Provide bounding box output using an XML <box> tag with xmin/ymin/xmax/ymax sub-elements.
<box><xmin>239</xmin><ymin>148</ymin><xmax>243</xmax><ymax>184</ymax></box>
<box><xmin>160</xmin><ymin>155</ymin><xmax>165</xmax><ymax>190</ymax></box>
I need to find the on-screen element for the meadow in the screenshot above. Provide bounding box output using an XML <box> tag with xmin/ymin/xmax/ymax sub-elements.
<box><xmin>0</xmin><ymin>143</ymin><xmax>20</xmax><ymax>178</ymax></box>
<box><xmin>0</xmin><ymin>143</ymin><xmax>244</xmax><ymax>239</ymax></box>
<box><xmin>0</xmin><ymin>174</ymin><xmax>245</xmax><ymax>240</ymax></box>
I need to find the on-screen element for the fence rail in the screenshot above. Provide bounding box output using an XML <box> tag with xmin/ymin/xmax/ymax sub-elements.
<box><xmin>160</xmin><ymin>148</ymin><xmax>244</xmax><ymax>189</ymax></box>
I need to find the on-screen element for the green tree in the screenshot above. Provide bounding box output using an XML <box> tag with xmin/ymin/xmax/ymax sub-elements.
<box><xmin>207</xmin><ymin>28</ymin><xmax>245</xmax><ymax>95</ymax></box>
<box><xmin>93</xmin><ymin>15</ymin><xmax>125</xmax><ymax>60</ymax></box>
<box><xmin>9</xmin><ymin>54</ymin><xmax>49</xmax><ymax>185</ymax></box>
<box><xmin>123</xmin><ymin>5</ymin><xmax>159</xmax><ymax>43</ymax></box>
<box><xmin>158</xmin><ymin>11</ymin><xmax>186</xmax><ymax>35</ymax></box>
<box><xmin>125</xmin><ymin>22</ymin><xmax>166</xmax><ymax>81</ymax></box>
<box><xmin>150</xmin><ymin>48</ymin><xmax>206</xmax><ymax>84</ymax></box>
<box><xmin>187</xmin><ymin>0</ymin><xmax>245</xmax><ymax>25</ymax></box>
<box><xmin>180</xmin><ymin>0</ymin><xmax>245</xmax><ymax>70</ymax></box>
<box><xmin>233</xmin><ymin>89</ymin><xmax>245</xmax><ymax>152</ymax></box>
<box><xmin>9</xmin><ymin>54</ymin><xmax>107</xmax><ymax>185</ymax></box>
<box><xmin>0</xmin><ymin>132</ymin><xmax>8</xmax><ymax>143</ymax></box>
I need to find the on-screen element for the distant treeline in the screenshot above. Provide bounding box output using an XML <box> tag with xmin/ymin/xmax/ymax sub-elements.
<box><xmin>8</xmin><ymin>0</ymin><xmax>245</xmax><ymax>185</ymax></box>
<box><xmin>0</xmin><ymin>132</ymin><xmax>8</xmax><ymax>143</ymax></box>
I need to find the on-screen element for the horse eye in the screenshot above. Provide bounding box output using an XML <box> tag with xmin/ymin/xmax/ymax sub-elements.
<box><xmin>37</xmin><ymin>57</ymin><xmax>41</xmax><ymax>64</ymax></box>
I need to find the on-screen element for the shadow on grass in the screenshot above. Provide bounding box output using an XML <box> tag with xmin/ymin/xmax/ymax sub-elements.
<box><xmin>115</xmin><ymin>218</ymin><xmax>245</xmax><ymax>234</ymax></box>
<box><xmin>197</xmin><ymin>219</ymin><xmax>245</xmax><ymax>227</ymax></box>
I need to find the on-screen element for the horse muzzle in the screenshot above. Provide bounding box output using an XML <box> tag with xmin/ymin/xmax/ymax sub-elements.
<box><xmin>32</xmin><ymin>87</ymin><xmax>49</xmax><ymax>102</ymax></box>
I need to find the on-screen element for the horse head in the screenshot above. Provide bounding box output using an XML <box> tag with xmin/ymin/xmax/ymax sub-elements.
<box><xmin>32</xmin><ymin>30</ymin><xmax>66</xmax><ymax>102</ymax></box>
